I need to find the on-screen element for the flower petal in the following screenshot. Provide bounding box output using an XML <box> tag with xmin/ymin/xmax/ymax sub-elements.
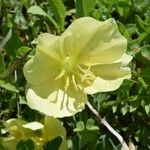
<box><xmin>114</xmin><ymin>53</ymin><xmax>133</xmax><ymax>65</ymax></box>
<box><xmin>42</xmin><ymin>116</ymin><xmax>67</xmax><ymax>150</ymax></box>
<box><xmin>90</xmin><ymin>63</ymin><xmax>131</xmax><ymax>80</ymax></box>
<box><xmin>26</xmin><ymin>87</ymin><xmax>86</xmax><ymax>118</ymax></box>
<box><xmin>85</xmin><ymin>75</ymin><xmax>131</xmax><ymax>94</ymax></box>
<box><xmin>64</xmin><ymin>17</ymin><xmax>127</xmax><ymax>64</ymax></box>
<box><xmin>23</xmin><ymin>49</ymin><xmax>60</xmax><ymax>85</ymax></box>
<box><xmin>37</xmin><ymin>33</ymin><xmax>68</xmax><ymax>61</ymax></box>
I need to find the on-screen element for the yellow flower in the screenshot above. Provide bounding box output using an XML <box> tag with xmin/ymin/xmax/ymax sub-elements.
<box><xmin>23</xmin><ymin>17</ymin><xmax>132</xmax><ymax>118</ymax></box>
<box><xmin>0</xmin><ymin>117</ymin><xmax>67</xmax><ymax>150</ymax></box>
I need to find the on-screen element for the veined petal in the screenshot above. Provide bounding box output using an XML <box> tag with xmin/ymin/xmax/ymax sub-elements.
<box><xmin>37</xmin><ymin>33</ymin><xmax>58</xmax><ymax>50</ymax></box>
<box><xmin>42</xmin><ymin>116</ymin><xmax>67</xmax><ymax>150</ymax></box>
<box><xmin>114</xmin><ymin>53</ymin><xmax>133</xmax><ymax>65</ymax></box>
<box><xmin>90</xmin><ymin>62</ymin><xmax>131</xmax><ymax>80</ymax></box>
<box><xmin>85</xmin><ymin>74</ymin><xmax>131</xmax><ymax>94</ymax></box>
<box><xmin>26</xmin><ymin>87</ymin><xmax>86</xmax><ymax>118</ymax></box>
<box><xmin>64</xmin><ymin>17</ymin><xmax>127</xmax><ymax>65</ymax></box>
<box><xmin>23</xmin><ymin>49</ymin><xmax>60</xmax><ymax>85</ymax></box>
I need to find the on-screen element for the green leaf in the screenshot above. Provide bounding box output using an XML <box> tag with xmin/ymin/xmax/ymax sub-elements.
<box><xmin>75</xmin><ymin>0</ymin><xmax>96</xmax><ymax>17</ymax></box>
<box><xmin>0</xmin><ymin>81</ymin><xmax>18</xmax><ymax>93</ymax></box>
<box><xmin>4</xmin><ymin>30</ymin><xmax>23</xmax><ymax>57</ymax></box>
<box><xmin>86</xmin><ymin>119</ymin><xmax>95</xmax><ymax>129</ymax></box>
<box><xmin>74</xmin><ymin>121</ymin><xmax>85</xmax><ymax>132</ymax></box>
<box><xmin>16</xmin><ymin>139</ymin><xmax>35</xmax><ymax>150</ymax></box>
<box><xmin>0</xmin><ymin>53</ymin><xmax>5</xmax><ymax>74</ymax></box>
<box><xmin>28</xmin><ymin>5</ymin><xmax>48</xmax><ymax>17</ymax></box>
<box><xmin>76</xmin><ymin>121</ymin><xmax>85</xmax><ymax>130</ymax></box>
<box><xmin>135</xmin><ymin>15</ymin><xmax>148</xmax><ymax>32</ymax></box>
<box><xmin>43</xmin><ymin>136</ymin><xmax>62</xmax><ymax>150</ymax></box>
<box><xmin>117</xmin><ymin>21</ymin><xmax>131</xmax><ymax>42</ymax></box>
<box><xmin>17</xmin><ymin>46</ymin><xmax>31</xmax><ymax>57</ymax></box>
<box><xmin>86</xmin><ymin>119</ymin><xmax>99</xmax><ymax>131</ymax></box>
<box><xmin>121</xmin><ymin>105</ymin><xmax>128</xmax><ymax>115</ymax></box>
<box><xmin>28</xmin><ymin>5</ymin><xmax>60</xmax><ymax>33</ymax></box>
<box><xmin>0</xmin><ymin>29</ymin><xmax>12</xmax><ymax>49</ymax></box>
<box><xmin>145</xmin><ymin>105</ymin><xmax>150</xmax><ymax>114</ymax></box>
<box><xmin>130</xmin><ymin>105</ymin><xmax>136</xmax><ymax>113</ymax></box>
<box><xmin>139</xmin><ymin>32</ymin><xmax>150</xmax><ymax>44</ymax></box>
<box><xmin>141</xmin><ymin>45</ymin><xmax>150</xmax><ymax>61</ymax></box>
<box><xmin>48</xmin><ymin>0</ymin><xmax>66</xmax><ymax>31</ymax></box>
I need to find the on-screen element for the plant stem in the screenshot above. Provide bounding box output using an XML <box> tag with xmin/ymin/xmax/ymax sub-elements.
<box><xmin>86</xmin><ymin>101</ymin><xmax>129</xmax><ymax>150</ymax></box>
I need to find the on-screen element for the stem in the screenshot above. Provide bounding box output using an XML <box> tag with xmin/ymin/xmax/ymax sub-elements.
<box><xmin>86</xmin><ymin>101</ymin><xmax>129</xmax><ymax>150</ymax></box>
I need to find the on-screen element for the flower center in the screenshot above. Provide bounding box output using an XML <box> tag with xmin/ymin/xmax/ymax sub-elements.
<box><xmin>64</xmin><ymin>56</ymin><xmax>74</xmax><ymax>74</ymax></box>
<box><xmin>55</xmin><ymin>56</ymin><xmax>96</xmax><ymax>91</ymax></box>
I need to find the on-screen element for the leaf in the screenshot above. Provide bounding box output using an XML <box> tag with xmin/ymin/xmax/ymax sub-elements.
<box><xmin>16</xmin><ymin>139</ymin><xmax>35</xmax><ymax>150</ymax></box>
<box><xmin>4</xmin><ymin>30</ymin><xmax>23</xmax><ymax>57</ymax></box>
<box><xmin>0</xmin><ymin>29</ymin><xmax>12</xmax><ymax>49</ymax></box>
<box><xmin>141</xmin><ymin>45</ymin><xmax>150</xmax><ymax>61</ymax></box>
<box><xmin>28</xmin><ymin>5</ymin><xmax>48</xmax><ymax>17</ymax></box>
<box><xmin>0</xmin><ymin>81</ymin><xmax>18</xmax><ymax>93</ymax></box>
<box><xmin>135</xmin><ymin>15</ymin><xmax>148</xmax><ymax>32</ymax></box>
<box><xmin>121</xmin><ymin>105</ymin><xmax>128</xmax><ymax>115</ymax></box>
<box><xmin>0</xmin><ymin>53</ymin><xmax>5</xmax><ymax>74</ymax></box>
<box><xmin>28</xmin><ymin>5</ymin><xmax>60</xmax><ymax>32</ymax></box>
<box><xmin>48</xmin><ymin>0</ymin><xmax>66</xmax><ymax>31</ymax></box>
<box><xmin>130</xmin><ymin>105</ymin><xmax>136</xmax><ymax>113</ymax></box>
<box><xmin>75</xmin><ymin>0</ymin><xmax>96</xmax><ymax>17</ymax></box>
<box><xmin>43</xmin><ymin>136</ymin><xmax>62</xmax><ymax>150</ymax></box>
<box><xmin>76</xmin><ymin>121</ymin><xmax>85</xmax><ymax>130</ymax></box>
<box><xmin>145</xmin><ymin>105</ymin><xmax>149</xmax><ymax>114</ymax></box>
<box><xmin>17</xmin><ymin>46</ymin><xmax>31</xmax><ymax>57</ymax></box>
<box><xmin>139</xmin><ymin>32</ymin><xmax>150</xmax><ymax>44</ymax></box>
<box><xmin>86</xmin><ymin>119</ymin><xmax>95</xmax><ymax>129</ymax></box>
<box><xmin>117</xmin><ymin>21</ymin><xmax>131</xmax><ymax>42</ymax></box>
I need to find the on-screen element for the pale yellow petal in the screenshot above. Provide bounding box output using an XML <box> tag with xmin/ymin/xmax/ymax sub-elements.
<box><xmin>90</xmin><ymin>62</ymin><xmax>131</xmax><ymax>80</ymax></box>
<box><xmin>37</xmin><ymin>33</ymin><xmax>58</xmax><ymax>50</ymax></box>
<box><xmin>26</xmin><ymin>87</ymin><xmax>86</xmax><ymax>118</ymax></box>
<box><xmin>114</xmin><ymin>53</ymin><xmax>133</xmax><ymax>65</ymax></box>
<box><xmin>37</xmin><ymin>33</ymin><xmax>68</xmax><ymax>61</ymax></box>
<box><xmin>85</xmin><ymin>74</ymin><xmax>131</xmax><ymax>94</ymax></box>
<box><xmin>22</xmin><ymin>122</ymin><xmax>43</xmax><ymax>131</ymax></box>
<box><xmin>63</xmin><ymin>17</ymin><xmax>127</xmax><ymax>64</ymax></box>
<box><xmin>23</xmin><ymin>49</ymin><xmax>60</xmax><ymax>85</ymax></box>
<box><xmin>42</xmin><ymin>116</ymin><xmax>67</xmax><ymax>150</ymax></box>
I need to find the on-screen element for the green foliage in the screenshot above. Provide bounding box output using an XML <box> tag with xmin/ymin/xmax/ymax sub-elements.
<box><xmin>43</xmin><ymin>136</ymin><xmax>62</xmax><ymax>150</ymax></box>
<box><xmin>16</xmin><ymin>139</ymin><xmax>35</xmax><ymax>150</ymax></box>
<box><xmin>48</xmin><ymin>0</ymin><xmax>66</xmax><ymax>32</ymax></box>
<box><xmin>0</xmin><ymin>0</ymin><xmax>150</xmax><ymax>149</ymax></box>
<box><xmin>75</xmin><ymin>0</ymin><xmax>96</xmax><ymax>17</ymax></box>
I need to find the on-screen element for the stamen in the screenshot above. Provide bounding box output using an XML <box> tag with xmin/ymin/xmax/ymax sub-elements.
<box><xmin>55</xmin><ymin>69</ymin><xmax>65</xmax><ymax>80</ymax></box>
<box><xmin>65</xmin><ymin>76</ymin><xmax>70</xmax><ymax>91</ymax></box>
<box><xmin>72</xmin><ymin>75</ymin><xmax>78</xmax><ymax>91</ymax></box>
<box><xmin>77</xmin><ymin>84</ymin><xmax>82</xmax><ymax>90</ymax></box>
<box><xmin>77</xmin><ymin>65</ymin><xmax>87</xmax><ymax>74</ymax></box>
<box><xmin>82</xmin><ymin>66</ymin><xmax>91</xmax><ymax>80</ymax></box>
<box><xmin>77</xmin><ymin>65</ymin><xmax>96</xmax><ymax>81</ymax></box>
